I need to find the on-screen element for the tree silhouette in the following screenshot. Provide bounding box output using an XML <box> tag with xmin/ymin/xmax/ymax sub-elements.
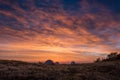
<box><xmin>95</xmin><ymin>52</ymin><xmax>120</xmax><ymax>62</ymax></box>
<box><xmin>95</xmin><ymin>58</ymin><xmax>101</xmax><ymax>63</ymax></box>
<box><xmin>107</xmin><ymin>52</ymin><xmax>118</xmax><ymax>60</ymax></box>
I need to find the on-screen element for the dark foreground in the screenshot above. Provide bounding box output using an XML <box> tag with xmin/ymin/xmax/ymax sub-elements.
<box><xmin>0</xmin><ymin>60</ymin><xmax>120</xmax><ymax>80</ymax></box>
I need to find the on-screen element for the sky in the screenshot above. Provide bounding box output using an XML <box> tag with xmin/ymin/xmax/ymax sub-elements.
<box><xmin>0</xmin><ymin>0</ymin><xmax>120</xmax><ymax>63</ymax></box>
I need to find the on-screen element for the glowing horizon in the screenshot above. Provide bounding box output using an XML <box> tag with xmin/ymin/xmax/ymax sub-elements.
<box><xmin>0</xmin><ymin>0</ymin><xmax>120</xmax><ymax>63</ymax></box>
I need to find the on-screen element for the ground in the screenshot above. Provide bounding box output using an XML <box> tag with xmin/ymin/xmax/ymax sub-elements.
<box><xmin>0</xmin><ymin>60</ymin><xmax>120</xmax><ymax>80</ymax></box>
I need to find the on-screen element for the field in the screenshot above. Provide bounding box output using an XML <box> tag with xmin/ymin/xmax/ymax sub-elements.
<box><xmin>0</xmin><ymin>60</ymin><xmax>120</xmax><ymax>80</ymax></box>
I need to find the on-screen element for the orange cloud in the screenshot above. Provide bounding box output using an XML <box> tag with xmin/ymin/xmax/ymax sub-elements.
<box><xmin>0</xmin><ymin>0</ymin><xmax>120</xmax><ymax>63</ymax></box>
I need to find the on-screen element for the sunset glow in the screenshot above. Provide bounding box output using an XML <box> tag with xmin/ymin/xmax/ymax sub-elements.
<box><xmin>0</xmin><ymin>0</ymin><xmax>120</xmax><ymax>63</ymax></box>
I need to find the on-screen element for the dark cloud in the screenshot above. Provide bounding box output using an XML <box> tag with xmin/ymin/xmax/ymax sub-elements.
<box><xmin>0</xmin><ymin>0</ymin><xmax>120</xmax><ymax>62</ymax></box>
<box><xmin>62</xmin><ymin>0</ymin><xmax>80</xmax><ymax>11</ymax></box>
<box><xmin>96</xmin><ymin>0</ymin><xmax>120</xmax><ymax>13</ymax></box>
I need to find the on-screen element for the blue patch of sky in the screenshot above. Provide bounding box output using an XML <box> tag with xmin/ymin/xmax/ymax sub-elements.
<box><xmin>96</xmin><ymin>0</ymin><xmax>120</xmax><ymax>13</ymax></box>
<box><xmin>0</xmin><ymin>3</ymin><xmax>15</xmax><ymax>11</ymax></box>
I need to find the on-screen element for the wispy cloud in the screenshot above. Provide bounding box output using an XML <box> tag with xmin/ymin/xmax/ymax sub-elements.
<box><xmin>0</xmin><ymin>0</ymin><xmax>120</xmax><ymax>62</ymax></box>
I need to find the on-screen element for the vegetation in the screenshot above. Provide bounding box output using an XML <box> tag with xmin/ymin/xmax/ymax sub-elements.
<box><xmin>95</xmin><ymin>52</ymin><xmax>120</xmax><ymax>62</ymax></box>
<box><xmin>0</xmin><ymin>58</ymin><xmax>120</xmax><ymax>80</ymax></box>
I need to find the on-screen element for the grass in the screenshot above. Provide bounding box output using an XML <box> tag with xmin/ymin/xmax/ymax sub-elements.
<box><xmin>0</xmin><ymin>60</ymin><xmax>120</xmax><ymax>80</ymax></box>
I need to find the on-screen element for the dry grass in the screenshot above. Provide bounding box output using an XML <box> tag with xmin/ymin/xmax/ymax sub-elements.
<box><xmin>0</xmin><ymin>60</ymin><xmax>120</xmax><ymax>80</ymax></box>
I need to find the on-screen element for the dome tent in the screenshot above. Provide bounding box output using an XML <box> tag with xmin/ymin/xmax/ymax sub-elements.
<box><xmin>55</xmin><ymin>62</ymin><xmax>60</xmax><ymax>65</ymax></box>
<box><xmin>71</xmin><ymin>61</ymin><xmax>76</xmax><ymax>65</ymax></box>
<box><xmin>44</xmin><ymin>60</ymin><xmax>54</xmax><ymax>65</ymax></box>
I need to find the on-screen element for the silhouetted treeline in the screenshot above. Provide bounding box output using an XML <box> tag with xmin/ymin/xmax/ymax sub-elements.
<box><xmin>95</xmin><ymin>52</ymin><xmax>120</xmax><ymax>62</ymax></box>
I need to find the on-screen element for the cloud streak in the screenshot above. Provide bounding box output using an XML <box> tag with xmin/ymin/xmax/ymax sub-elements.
<box><xmin>0</xmin><ymin>0</ymin><xmax>120</xmax><ymax>63</ymax></box>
